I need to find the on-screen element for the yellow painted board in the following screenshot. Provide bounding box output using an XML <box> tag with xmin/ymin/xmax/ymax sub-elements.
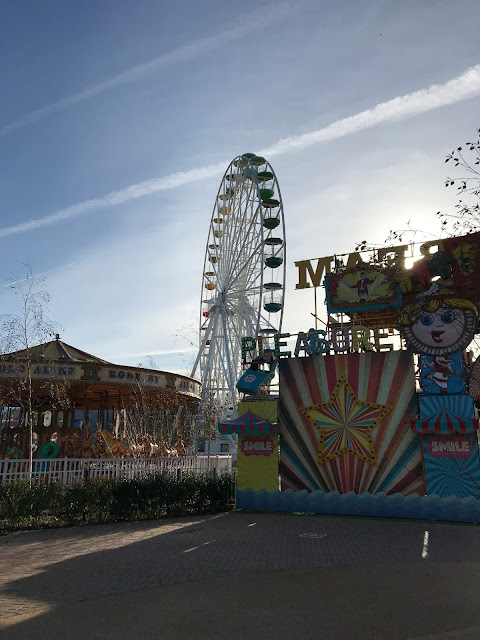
<box><xmin>237</xmin><ymin>400</ymin><xmax>278</xmax><ymax>422</ymax></box>
<box><xmin>237</xmin><ymin>434</ymin><xmax>279</xmax><ymax>491</ymax></box>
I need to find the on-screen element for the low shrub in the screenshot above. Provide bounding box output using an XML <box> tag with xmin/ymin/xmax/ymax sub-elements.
<box><xmin>0</xmin><ymin>471</ymin><xmax>235</xmax><ymax>532</ymax></box>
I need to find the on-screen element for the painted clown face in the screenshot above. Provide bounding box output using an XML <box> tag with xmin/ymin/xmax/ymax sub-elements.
<box><xmin>404</xmin><ymin>305</ymin><xmax>477</xmax><ymax>355</ymax></box>
<box><xmin>411</xmin><ymin>307</ymin><xmax>465</xmax><ymax>350</ymax></box>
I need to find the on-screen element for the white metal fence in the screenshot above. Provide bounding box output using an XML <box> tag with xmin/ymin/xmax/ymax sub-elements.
<box><xmin>0</xmin><ymin>455</ymin><xmax>233</xmax><ymax>485</ymax></box>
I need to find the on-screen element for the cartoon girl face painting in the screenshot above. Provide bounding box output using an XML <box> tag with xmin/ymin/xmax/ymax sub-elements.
<box><xmin>411</xmin><ymin>307</ymin><xmax>466</xmax><ymax>350</ymax></box>
<box><xmin>399</xmin><ymin>287</ymin><xmax>478</xmax><ymax>356</ymax></box>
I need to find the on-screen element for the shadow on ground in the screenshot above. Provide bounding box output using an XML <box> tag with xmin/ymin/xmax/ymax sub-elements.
<box><xmin>2</xmin><ymin>563</ymin><xmax>480</xmax><ymax>639</ymax></box>
<box><xmin>1</xmin><ymin>512</ymin><xmax>480</xmax><ymax>639</ymax></box>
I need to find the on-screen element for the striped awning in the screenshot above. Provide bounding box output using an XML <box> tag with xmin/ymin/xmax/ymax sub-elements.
<box><xmin>411</xmin><ymin>412</ymin><xmax>479</xmax><ymax>434</ymax></box>
<box><xmin>218</xmin><ymin>410</ymin><xmax>279</xmax><ymax>435</ymax></box>
<box><xmin>411</xmin><ymin>394</ymin><xmax>479</xmax><ymax>434</ymax></box>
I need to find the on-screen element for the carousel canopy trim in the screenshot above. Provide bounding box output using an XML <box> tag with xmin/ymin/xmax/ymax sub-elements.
<box><xmin>4</xmin><ymin>338</ymin><xmax>113</xmax><ymax>364</ymax></box>
<box><xmin>218</xmin><ymin>410</ymin><xmax>279</xmax><ymax>435</ymax></box>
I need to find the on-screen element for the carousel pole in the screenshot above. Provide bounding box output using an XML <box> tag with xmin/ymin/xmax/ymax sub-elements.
<box><xmin>84</xmin><ymin>384</ymin><xmax>89</xmax><ymax>443</ymax></box>
<box><xmin>104</xmin><ymin>390</ymin><xmax>109</xmax><ymax>430</ymax></box>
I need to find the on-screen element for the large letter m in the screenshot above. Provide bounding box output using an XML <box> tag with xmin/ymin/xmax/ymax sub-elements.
<box><xmin>295</xmin><ymin>257</ymin><xmax>333</xmax><ymax>289</ymax></box>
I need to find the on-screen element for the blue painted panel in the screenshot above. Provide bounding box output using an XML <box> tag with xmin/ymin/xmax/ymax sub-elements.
<box><xmin>419</xmin><ymin>352</ymin><xmax>466</xmax><ymax>395</ymax></box>
<box><xmin>418</xmin><ymin>394</ymin><xmax>475</xmax><ymax>419</ymax></box>
<box><xmin>422</xmin><ymin>434</ymin><xmax>480</xmax><ymax>499</ymax></box>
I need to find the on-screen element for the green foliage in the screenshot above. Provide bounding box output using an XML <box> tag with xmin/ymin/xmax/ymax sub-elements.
<box><xmin>0</xmin><ymin>472</ymin><xmax>235</xmax><ymax>531</ymax></box>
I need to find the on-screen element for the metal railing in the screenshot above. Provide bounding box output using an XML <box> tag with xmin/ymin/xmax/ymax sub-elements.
<box><xmin>0</xmin><ymin>455</ymin><xmax>233</xmax><ymax>484</ymax></box>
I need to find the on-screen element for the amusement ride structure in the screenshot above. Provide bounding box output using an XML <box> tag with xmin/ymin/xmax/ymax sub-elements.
<box><xmin>191</xmin><ymin>153</ymin><xmax>286</xmax><ymax>424</ymax></box>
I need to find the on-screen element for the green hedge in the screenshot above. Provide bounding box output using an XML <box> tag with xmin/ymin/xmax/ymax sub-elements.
<box><xmin>0</xmin><ymin>472</ymin><xmax>235</xmax><ymax>531</ymax></box>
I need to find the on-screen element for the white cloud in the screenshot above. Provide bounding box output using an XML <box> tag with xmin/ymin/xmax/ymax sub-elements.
<box><xmin>1</xmin><ymin>64</ymin><xmax>479</xmax><ymax>240</ymax></box>
<box><xmin>0</xmin><ymin>2</ymin><xmax>297</xmax><ymax>137</ymax></box>
<box><xmin>41</xmin><ymin>203</ymin><xmax>202</xmax><ymax>366</ymax></box>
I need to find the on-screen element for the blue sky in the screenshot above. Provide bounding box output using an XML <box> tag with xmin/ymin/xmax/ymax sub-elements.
<box><xmin>0</xmin><ymin>0</ymin><xmax>479</xmax><ymax>375</ymax></box>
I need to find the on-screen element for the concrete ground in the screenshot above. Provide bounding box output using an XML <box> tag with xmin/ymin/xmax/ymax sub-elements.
<box><xmin>1</xmin><ymin>511</ymin><xmax>480</xmax><ymax>639</ymax></box>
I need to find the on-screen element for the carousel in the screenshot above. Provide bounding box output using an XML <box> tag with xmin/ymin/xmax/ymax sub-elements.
<box><xmin>0</xmin><ymin>336</ymin><xmax>201</xmax><ymax>459</ymax></box>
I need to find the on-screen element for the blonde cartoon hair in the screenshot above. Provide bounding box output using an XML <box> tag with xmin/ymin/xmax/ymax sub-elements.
<box><xmin>398</xmin><ymin>288</ymin><xmax>478</xmax><ymax>327</ymax></box>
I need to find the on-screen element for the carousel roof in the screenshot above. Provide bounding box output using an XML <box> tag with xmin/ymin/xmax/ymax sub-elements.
<box><xmin>1</xmin><ymin>336</ymin><xmax>201</xmax><ymax>405</ymax></box>
<box><xmin>5</xmin><ymin>336</ymin><xmax>113</xmax><ymax>364</ymax></box>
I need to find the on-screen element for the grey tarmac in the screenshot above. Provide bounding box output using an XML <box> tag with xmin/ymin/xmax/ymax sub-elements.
<box><xmin>1</xmin><ymin>511</ymin><xmax>480</xmax><ymax>639</ymax></box>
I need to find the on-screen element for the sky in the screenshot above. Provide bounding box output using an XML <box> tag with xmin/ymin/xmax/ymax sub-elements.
<box><xmin>0</xmin><ymin>0</ymin><xmax>479</xmax><ymax>377</ymax></box>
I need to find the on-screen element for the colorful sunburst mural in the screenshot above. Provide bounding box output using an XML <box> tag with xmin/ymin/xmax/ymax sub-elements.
<box><xmin>279</xmin><ymin>351</ymin><xmax>423</xmax><ymax>495</ymax></box>
<box><xmin>300</xmin><ymin>378</ymin><xmax>392</xmax><ymax>466</ymax></box>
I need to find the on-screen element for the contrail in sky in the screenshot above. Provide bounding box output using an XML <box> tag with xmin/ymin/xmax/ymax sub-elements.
<box><xmin>259</xmin><ymin>65</ymin><xmax>480</xmax><ymax>158</ymax></box>
<box><xmin>1</xmin><ymin>64</ymin><xmax>480</xmax><ymax>239</ymax></box>
<box><xmin>2</xmin><ymin>262</ymin><xmax>77</xmax><ymax>287</ymax></box>
<box><xmin>0</xmin><ymin>2</ymin><xmax>296</xmax><ymax>137</ymax></box>
<box><xmin>105</xmin><ymin>348</ymin><xmax>196</xmax><ymax>359</ymax></box>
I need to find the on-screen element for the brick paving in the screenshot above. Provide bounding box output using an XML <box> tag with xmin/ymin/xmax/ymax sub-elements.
<box><xmin>1</xmin><ymin>512</ymin><xmax>480</xmax><ymax>621</ymax></box>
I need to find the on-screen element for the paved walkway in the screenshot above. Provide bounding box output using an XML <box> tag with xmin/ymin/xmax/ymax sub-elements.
<box><xmin>1</xmin><ymin>512</ymin><xmax>480</xmax><ymax>638</ymax></box>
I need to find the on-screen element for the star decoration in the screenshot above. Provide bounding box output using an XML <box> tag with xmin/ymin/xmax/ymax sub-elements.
<box><xmin>300</xmin><ymin>378</ymin><xmax>392</xmax><ymax>467</ymax></box>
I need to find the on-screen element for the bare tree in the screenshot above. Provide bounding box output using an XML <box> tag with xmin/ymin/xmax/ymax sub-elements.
<box><xmin>438</xmin><ymin>128</ymin><xmax>480</xmax><ymax>234</ymax></box>
<box><xmin>0</xmin><ymin>266</ymin><xmax>60</xmax><ymax>481</ymax></box>
<box><xmin>354</xmin><ymin>127</ymin><xmax>480</xmax><ymax>250</ymax></box>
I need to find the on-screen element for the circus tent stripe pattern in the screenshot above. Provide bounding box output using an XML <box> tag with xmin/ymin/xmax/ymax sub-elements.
<box><xmin>279</xmin><ymin>351</ymin><xmax>423</xmax><ymax>495</ymax></box>
<box><xmin>412</xmin><ymin>416</ymin><xmax>478</xmax><ymax>434</ymax></box>
<box><xmin>411</xmin><ymin>394</ymin><xmax>479</xmax><ymax>434</ymax></box>
<box><xmin>218</xmin><ymin>410</ymin><xmax>279</xmax><ymax>435</ymax></box>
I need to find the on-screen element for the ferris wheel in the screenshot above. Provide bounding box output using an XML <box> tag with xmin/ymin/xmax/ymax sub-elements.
<box><xmin>191</xmin><ymin>153</ymin><xmax>286</xmax><ymax>423</ymax></box>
